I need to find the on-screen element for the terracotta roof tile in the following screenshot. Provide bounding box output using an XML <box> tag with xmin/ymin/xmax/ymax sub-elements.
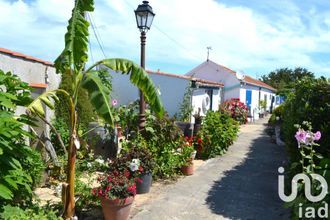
<box><xmin>211</xmin><ymin>60</ymin><xmax>276</xmax><ymax>91</ymax></box>
<box><xmin>0</xmin><ymin>47</ymin><xmax>53</xmax><ymax>66</ymax></box>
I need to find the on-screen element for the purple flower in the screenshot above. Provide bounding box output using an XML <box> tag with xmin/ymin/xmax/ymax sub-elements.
<box><xmin>295</xmin><ymin>129</ymin><xmax>307</xmax><ymax>144</ymax></box>
<box><xmin>112</xmin><ymin>99</ymin><xmax>118</xmax><ymax>106</ymax></box>
<box><xmin>313</xmin><ymin>131</ymin><xmax>321</xmax><ymax>141</ymax></box>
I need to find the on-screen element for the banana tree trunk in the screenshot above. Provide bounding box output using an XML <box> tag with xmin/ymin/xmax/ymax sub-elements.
<box><xmin>63</xmin><ymin>107</ymin><xmax>78</xmax><ymax>219</ymax></box>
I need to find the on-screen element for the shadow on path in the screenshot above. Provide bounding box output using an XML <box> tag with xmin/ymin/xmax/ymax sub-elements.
<box><xmin>206</xmin><ymin>124</ymin><xmax>290</xmax><ymax>220</ymax></box>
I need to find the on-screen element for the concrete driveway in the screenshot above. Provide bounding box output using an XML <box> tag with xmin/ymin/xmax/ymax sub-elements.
<box><xmin>131</xmin><ymin>117</ymin><xmax>290</xmax><ymax>220</ymax></box>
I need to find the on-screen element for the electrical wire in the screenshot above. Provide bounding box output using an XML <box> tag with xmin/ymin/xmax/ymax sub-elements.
<box><xmin>87</xmin><ymin>12</ymin><xmax>107</xmax><ymax>59</ymax></box>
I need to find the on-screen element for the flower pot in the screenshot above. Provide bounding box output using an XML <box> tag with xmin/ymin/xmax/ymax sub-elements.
<box><xmin>136</xmin><ymin>172</ymin><xmax>152</xmax><ymax>194</ymax></box>
<box><xmin>100</xmin><ymin>196</ymin><xmax>134</xmax><ymax>220</ymax></box>
<box><xmin>181</xmin><ymin>163</ymin><xmax>194</xmax><ymax>176</ymax></box>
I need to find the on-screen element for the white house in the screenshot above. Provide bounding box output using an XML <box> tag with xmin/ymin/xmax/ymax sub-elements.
<box><xmin>186</xmin><ymin>60</ymin><xmax>277</xmax><ymax>120</ymax></box>
<box><xmin>0</xmin><ymin>47</ymin><xmax>61</xmax><ymax>136</ymax></box>
<box><xmin>110</xmin><ymin>69</ymin><xmax>224</xmax><ymax>122</ymax></box>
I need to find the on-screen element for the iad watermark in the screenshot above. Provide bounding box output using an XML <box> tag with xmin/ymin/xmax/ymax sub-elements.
<box><xmin>278</xmin><ymin>167</ymin><xmax>328</xmax><ymax>218</ymax></box>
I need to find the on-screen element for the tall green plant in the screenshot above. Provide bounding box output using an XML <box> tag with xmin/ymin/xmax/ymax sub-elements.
<box><xmin>0</xmin><ymin>70</ymin><xmax>44</xmax><ymax>206</ymax></box>
<box><xmin>27</xmin><ymin>0</ymin><xmax>163</xmax><ymax>218</ymax></box>
<box><xmin>178</xmin><ymin>83</ymin><xmax>193</xmax><ymax>122</ymax></box>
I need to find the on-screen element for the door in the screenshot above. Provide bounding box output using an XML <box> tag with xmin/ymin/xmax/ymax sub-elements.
<box><xmin>246</xmin><ymin>90</ymin><xmax>252</xmax><ymax>107</ymax></box>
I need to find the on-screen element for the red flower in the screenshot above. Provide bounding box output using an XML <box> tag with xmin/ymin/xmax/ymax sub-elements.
<box><xmin>136</xmin><ymin>178</ymin><xmax>143</xmax><ymax>184</ymax></box>
<box><xmin>139</xmin><ymin>166</ymin><xmax>143</xmax><ymax>172</ymax></box>
<box><xmin>124</xmin><ymin>170</ymin><xmax>130</xmax><ymax>178</ymax></box>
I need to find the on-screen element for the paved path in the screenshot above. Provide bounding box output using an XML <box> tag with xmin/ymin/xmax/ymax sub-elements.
<box><xmin>131</xmin><ymin>117</ymin><xmax>290</xmax><ymax>220</ymax></box>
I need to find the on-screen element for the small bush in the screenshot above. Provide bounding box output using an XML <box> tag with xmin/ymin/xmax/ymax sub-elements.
<box><xmin>144</xmin><ymin>113</ymin><xmax>185</xmax><ymax>179</ymax></box>
<box><xmin>198</xmin><ymin>111</ymin><xmax>239</xmax><ymax>159</ymax></box>
<box><xmin>221</xmin><ymin>98</ymin><xmax>248</xmax><ymax>124</ymax></box>
<box><xmin>0</xmin><ymin>205</ymin><xmax>61</xmax><ymax>220</ymax></box>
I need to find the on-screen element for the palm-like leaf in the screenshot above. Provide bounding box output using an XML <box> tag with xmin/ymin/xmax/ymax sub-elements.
<box><xmin>85</xmin><ymin>58</ymin><xmax>164</xmax><ymax>117</ymax></box>
<box><xmin>54</xmin><ymin>0</ymin><xmax>94</xmax><ymax>74</ymax></box>
<box><xmin>27</xmin><ymin>89</ymin><xmax>69</xmax><ymax>117</ymax></box>
<box><xmin>81</xmin><ymin>71</ymin><xmax>114</xmax><ymax>124</ymax></box>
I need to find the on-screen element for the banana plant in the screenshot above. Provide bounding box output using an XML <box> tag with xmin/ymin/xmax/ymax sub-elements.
<box><xmin>27</xmin><ymin>0</ymin><xmax>163</xmax><ymax>218</ymax></box>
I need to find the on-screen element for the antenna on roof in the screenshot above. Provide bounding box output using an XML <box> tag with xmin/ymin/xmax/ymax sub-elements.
<box><xmin>206</xmin><ymin>46</ymin><xmax>212</xmax><ymax>61</ymax></box>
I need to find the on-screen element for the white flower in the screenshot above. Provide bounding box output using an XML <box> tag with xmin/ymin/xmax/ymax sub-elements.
<box><xmin>129</xmin><ymin>159</ymin><xmax>140</xmax><ymax>172</ymax></box>
<box><xmin>87</xmin><ymin>162</ymin><xmax>92</xmax><ymax>168</ymax></box>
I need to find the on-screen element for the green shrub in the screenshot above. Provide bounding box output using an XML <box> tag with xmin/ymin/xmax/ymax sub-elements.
<box><xmin>282</xmin><ymin>77</ymin><xmax>330</xmax><ymax>162</ymax></box>
<box><xmin>268</xmin><ymin>104</ymin><xmax>284</xmax><ymax>125</ymax></box>
<box><xmin>144</xmin><ymin>113</ymin><xmax>185</xmax><ymax>179</ymax></box>
<box><xmin>198</xmin><ymin>111</ymin><xmax>239</xmax><ymax>158</ymax></box>
<box><xmin>0</xmin><ymin>205</ymin><xmax>61</xmax><ymax>220</ymax></box>
<box><xmin>0</xmin><ymin>70</ymin><xmax>45</xmax><ymax>206</ymax></box>
<box><xmin>55</xmin><ymin>73</ymin><xmax>97</xmax><ymax>132</ymax></box>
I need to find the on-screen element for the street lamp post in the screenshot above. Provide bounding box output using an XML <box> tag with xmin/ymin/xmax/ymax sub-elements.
<box><xmin>135</xmin><ymin>1</ymin><xmax>155</xmax><ymax>131</ymax></box>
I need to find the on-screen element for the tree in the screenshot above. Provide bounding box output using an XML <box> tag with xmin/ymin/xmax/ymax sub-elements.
<box><xmin>27</xmin><ymin>0</ymin><xmax>164</xmax><ymax>218</ymax></box>
<box><xmin>260</xmin><ymin>67</ymin><xmax>315</xmax><ymax>97</ymax></box>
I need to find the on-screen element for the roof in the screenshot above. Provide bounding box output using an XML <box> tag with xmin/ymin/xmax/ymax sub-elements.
<box><xmin>0</xmin><ymin>47</ymin><xmax>53</xmax><ymax>66</ymax></box>
<box><xmin>147</xmin><ymin>69</ymin><xmax>224</xmax><ymax>87</ymax></box>
<box><xmin>187</xmin><ymin>60</ymin><xmax>276</xmax><ymax>91</ymax></box>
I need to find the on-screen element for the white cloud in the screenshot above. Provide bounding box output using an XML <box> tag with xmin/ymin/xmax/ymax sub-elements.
<box><xmin>0</xmin><ymin>0</ymin><xmax>329</xmax><ymax>77</ymax></box>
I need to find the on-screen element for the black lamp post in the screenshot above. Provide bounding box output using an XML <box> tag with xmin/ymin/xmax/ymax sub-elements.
<box><xmin>135</xmin><ymin>1</ymin><xmax>155</xmax><ymax>131</ymax></box>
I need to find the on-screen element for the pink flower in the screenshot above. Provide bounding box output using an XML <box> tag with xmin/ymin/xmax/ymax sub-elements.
<box><xmin>313</xmin><ymin>131</ymin><xmax>321</xmax><ymax>141</ymax></box>
<box><xmin>295</xmin><ymin>129</ymin><xmax>306</xmax><ymax>144</ymax></box>
<box><xmin>112</xmin><ymin>99</ymin><xmax>118</xmax><ymax>106</ymax></box>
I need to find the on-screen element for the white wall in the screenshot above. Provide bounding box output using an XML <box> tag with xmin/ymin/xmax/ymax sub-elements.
<box><xmin>110</xmin><ymin>70</ymin><xmax>190</xmax><ymax>117</ymax></box>
<box><xmin>0</xmin><ymin>53</ymin><xmax>60</xmax><ymax>136</ymax></box>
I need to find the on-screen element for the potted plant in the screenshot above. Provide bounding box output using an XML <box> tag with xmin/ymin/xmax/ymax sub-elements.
<box><xmin>193</xmin><ymin>108</ymin><xmax>203</xmax><ymax>136</ymax></box>
<box><xmin>175</xmin><ymin>84</ymin><xmax>194</xmax><ymax>137</ymax></box>
<box><xmin>179</xmin><ymin>138</ymin><xmax>196</xmax><ymax>176</ymax></box>
<box><xmin>92</xmin><ymin>170</ymin><xmax>136</xmax><ymax>220</ymax></box>
<box><xmin>122</xmin><ymin>135</ymin><xmax>155</xmax><ymax>194</ymax></box>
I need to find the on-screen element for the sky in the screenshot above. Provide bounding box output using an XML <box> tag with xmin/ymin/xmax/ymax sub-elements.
<box><xmin>0</xmin><ymin>0</ymin><xmax>329</xmax><ymax>78</ymax></box>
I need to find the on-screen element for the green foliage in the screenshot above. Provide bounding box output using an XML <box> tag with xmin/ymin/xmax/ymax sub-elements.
<box><xmin>55</xmin><ymin>73</ymin><xmax>96</xmax><ymax>132</ymax></box>
<box><xmin>282</xmin><ymin>77</ymin><xmax>330</xmax><ymax>162</ymax></box>
<box><xmin>144</xmin><ymin>113</ymin><xmax>185</xmax><ymax>179</ymax></box>
<box><xmin>284</xmin><ymin>123</ymin><xmax>329</xmax><ymax>219</ymax></box>
<box><xmin>0</xmin><ymin>70</ymin><xmax>44</xmax><ymax>205</ymax></box>
<box><xmin>0</xmin><ymin>205</ymin><xmax>61</xmax><ymax>220</ymax></box>
<box><xmin>89</xmin><ymin>58</ymin><xmax>164</xmax><ymax>118</ymax></box>
<box><xmin>75</xmin><ymin>178</ymin><xmax>99</xmax><ymax>211</ymax></box>
<box><xmin>50</xmin><ymin>118</ymin><xmax>70</xmax><ymax>155</ymax></box>
<box><xmin>54</xmin><ymin>0</ymin><xmax>94</xmax><ymax>74</ymax></box>
<box><xmin>198</xmin><ymin>111</ymin><xmax>239</xmax><ymax>158</ymax></box>
<box><xmin>122</xmin><ymin>134</ymin><xmax>156</xmax><ymax>174</ymax></box>
<box><xmin>81</xmin><ymin>70</ymin><xmax>113</xmax><ymax>124</ymax></box>
<box><xmin>268</xmin><ymin>105</ymin><xmax>284</xmax><ymax>125</ymax></box>
<box><xmin>178</xmin><ymin>84</ymin><xmax>193</xmax><ymax>122</ymax></box>
<box><xmin>260</xmin><ymin>67</ymin><xmax>315</xmax><ymax>97</ymax></box>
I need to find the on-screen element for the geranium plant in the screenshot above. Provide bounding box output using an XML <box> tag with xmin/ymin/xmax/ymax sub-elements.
<box><xmin>92</xmin><ymin>171</ymin><xmax>136</xmax><ymax>201</ymax></box>
<box><xmin>122</xmin><ymin>135</ymin><xmax>155</xmax><ymax>174</ymax></box>
<box><xmin>221</xmin><ymin>98</ymin><xmax>248</xmax><ymax>124</ymax></box>
<box><xmin>178</xmin><ymin>137</ymin><xmax>196</xmax><ymax>166</ymax></box>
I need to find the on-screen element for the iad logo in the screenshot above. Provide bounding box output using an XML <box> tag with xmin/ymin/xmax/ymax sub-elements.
<box><xmin>278</xmin><ymin>167</ymin><xmax>328</xmax><ymax>218</ymax></box>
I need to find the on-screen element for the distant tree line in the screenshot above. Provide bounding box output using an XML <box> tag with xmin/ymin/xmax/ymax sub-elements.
<box><xmin>260</xmin><ymin>67</ymin><xmax>315</xmax><ymax>97</ymax></box>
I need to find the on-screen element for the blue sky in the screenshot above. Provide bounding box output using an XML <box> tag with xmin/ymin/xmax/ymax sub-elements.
<box><xmin>0</xmin><ymin>0</ymin><xmax>329</xmax><ymax>78</ymax></box>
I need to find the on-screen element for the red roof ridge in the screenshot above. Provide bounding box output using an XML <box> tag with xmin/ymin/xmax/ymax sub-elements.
<box><xmin>147</xmin><ymin>69</ymin><xmax>223</xmax><ymax>87</ymax></box>
<box><xmin>208</xmin><ymin>60</ymin><xmax>275</xmax><ymax>91</ymax></box>
<box><xmin>0</xmin><ymin>47</ymin><xmax>54</xmax><ymax>66</ymax></box>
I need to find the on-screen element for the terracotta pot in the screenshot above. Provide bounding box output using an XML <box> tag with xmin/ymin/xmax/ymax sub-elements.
<box><xmin>181</xmin><ymin>163</ymin><xmax>194</xmax><ymax>176</ymax></box>
<box><xmin>100</xmin><ymin>196</ymin><xmax>134</xmax><ymax>220</ymax></box>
